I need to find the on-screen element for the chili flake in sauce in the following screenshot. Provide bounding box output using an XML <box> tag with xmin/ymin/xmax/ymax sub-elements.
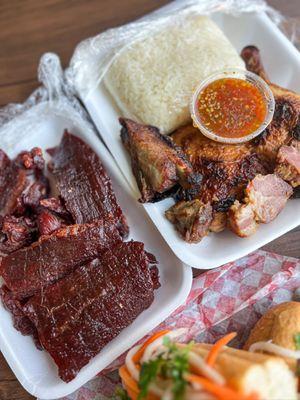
<box><xmin>197</xmin><ymin>78</ymin><xmax>267</xmax><ymax>139</ymax></box>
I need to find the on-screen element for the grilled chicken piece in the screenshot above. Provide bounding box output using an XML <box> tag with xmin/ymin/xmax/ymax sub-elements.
<box><xmin>172</xmin><ymin>125</ymin><xmax>266</xmax><ymax>210</ymax></box>
<box><xmin>165</xmin><ymin>200</ymin><xmax>212</xmax><ymax>243</ymax></box>
<box><xmin>246</xmin><ymin>174</ymin><xmax>293</xmax><ymax>223</ymax></box>
<box><xmin>120</xmin><ymin>118</ymin><xmax>200</xmax><ymax>203</ymax></box>
<box><xmin>228</xmin><ymin>201</ymin><xmax>258</xmax><ymax>238</ymax></box>
<box><xmin>241</xmin><ymin>46</ymin><xmax>300</xmax><ymax>166</ymax></box>
<box><xmin>275</xmin><ymin>141</ymin><xmax>300</xmax><ymax>187</ymax></box>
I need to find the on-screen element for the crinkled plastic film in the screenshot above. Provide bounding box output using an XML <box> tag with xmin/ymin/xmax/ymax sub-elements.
<box><xmin>0</xmin><ymin>53</ymin><xmax>98</xmax><ymax>154</ymax></box>
<box><xmin>66</xmin><ymin>0</ymin><xmax>293</xmax><ymax>101</ymax></box>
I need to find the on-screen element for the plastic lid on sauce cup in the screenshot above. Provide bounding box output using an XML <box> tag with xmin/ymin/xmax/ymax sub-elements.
<box><xmin>190</xmin><ymin>68</ymin><xmax>275</xmax><ymax>144</ymax></box>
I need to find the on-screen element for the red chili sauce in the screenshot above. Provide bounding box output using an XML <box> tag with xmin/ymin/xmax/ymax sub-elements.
<box><xmin>197</xmin><ymin>78</ymin><xmax>267</xmax><ymax>139</ymax></box>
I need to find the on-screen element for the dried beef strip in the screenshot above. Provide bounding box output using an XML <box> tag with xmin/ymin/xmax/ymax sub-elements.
<box><xmin>0</xmin><ymin>150</ymin><xmax>27</xmax><ymax>216</ymax></box>
<box><xmin>0</xmin><ymin>215</ymin><xmax>37</xmax><ymax>255</ymax></box>
<box><xmin>50</xmin><ymin>131</ymin><xmax>129</xmax><ymax>238</ymax></box>
<box><xmin>23</xmin><ymin>241</ymin><xmax>159</xmax><ymax>382</ymax></box>
<box><xmin>0</xmin><ymin>285</ymin><xmax>41</xmax><ymax>348</ymax></box>
<box><xmin>0</xmin><ymin>219</ymin><xmax>121</xmax><ymax>299</ymax></box>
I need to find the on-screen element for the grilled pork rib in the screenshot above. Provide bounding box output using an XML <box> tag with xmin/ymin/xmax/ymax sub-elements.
<box><xmin>120</xmin><ymin>118</ymin><xmax>200</xmax><ymax>202</ymax></box>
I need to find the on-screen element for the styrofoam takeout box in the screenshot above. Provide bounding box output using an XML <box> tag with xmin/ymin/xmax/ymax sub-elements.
<box><xmin>0</xmin><ymin>106</ymin><xmax>192</xmax><ymax>399</ymax></box>
<box><xmin>83</xmin><ymin>11</ymin><xmax>300</xmax><ymax>269</ymax></box>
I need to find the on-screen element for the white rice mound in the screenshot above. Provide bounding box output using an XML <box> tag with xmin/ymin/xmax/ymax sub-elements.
<box><xmin>104</xmin><ymin>15</ymin><xmax>245</xmax><ymax>134</ymax></box>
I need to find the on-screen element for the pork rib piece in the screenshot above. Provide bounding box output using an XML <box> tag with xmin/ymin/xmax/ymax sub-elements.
<box><xmin>165</xmin><ymin>200</ymin><xmax>212</xmax><ymax>243</ymax></box>
<box><xmin>120</xmin><ymin>118</ymin><xmax>200</xmax><ymax>203</ymax></box>
<box><xmin>50</xmin><ymin>131</ymin><xmax>129</xmax><ymax>238</ymax></box>
<box><xmin>0</xmin><ymin>150</ymin><xmax>27</xmax><ymax>216</ymax></box>
<box><xmin>228</xmin><ymin>201</ymin><xmax>258</xmax><ymax>238</ymax></box>
<box><xmin>275</xmin><ymin>141</ymin><xmax>300</xmax><ymax>187</ymax></box>
<box><xmin>228</xmin><ymin>174</ymin><xmax>292</xmax><ymax>237</ymax></box>
<box><xmin>241</xmin><ymin>45</ymin><xmax>300</xmax><ymax>165</ymax></box>
<box><xmin>23</xmin><ymin>241</ymin><xmax>159</xmax><ymax>382</ymax></box>
<box><xmin>246</xmin><ymin>174</ymin><xmax>293</xmax><ymax>223</ymax></box>
<box><xmin>0</xmin><ymin>219</ymin><xmax>121</xmax><ymax>299</ymax></box>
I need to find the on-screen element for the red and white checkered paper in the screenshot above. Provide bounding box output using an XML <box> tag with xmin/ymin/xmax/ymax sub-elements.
<box><xmin>53</xmin><ymin>250</ymin><xmax>300</xmax><ymax>400</ymax></box>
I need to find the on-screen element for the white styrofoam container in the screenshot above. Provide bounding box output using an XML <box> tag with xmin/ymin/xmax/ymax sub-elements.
<box><xmin>0</xmin><ymin>107</ymin><xmax>192</xmax><ymax>399</ymax></box>
<box><xmin>83</xmin><ymin>11</ymin><xmax>300</xmax><ymax>269</ymax></box>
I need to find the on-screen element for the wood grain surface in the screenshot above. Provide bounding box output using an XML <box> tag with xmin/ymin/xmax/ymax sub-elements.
<box><xmin>0</xmin><ymin>1</ymin><xmax>299</xmax><ymax>399</ymax></box>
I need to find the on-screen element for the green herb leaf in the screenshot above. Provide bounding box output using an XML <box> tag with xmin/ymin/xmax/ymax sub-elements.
<box><xmin>294</xmin><ymin>333</ymin><xmax>300</xmax><ymax>350</ymax></box>
<box><xmin>137</xmin><ymin>340</ymin><xmax>191</xmax><ymax>400</ymax></box>
<box><xmin>138</xmin><ymin>356</ymin><xmax>164</xmax><ymax>399</ymax></box>
<box><xmin>114</xmin><ymin>386</ymin><xmax>131</xmax><ymax>400</ymax></box>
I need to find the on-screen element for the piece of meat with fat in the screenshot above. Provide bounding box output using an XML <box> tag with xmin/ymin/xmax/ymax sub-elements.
<box><xmin>0</xmin><ymin>150</ymin><xmax>27</xmax><ymax>216</ymax></box>
<box><xmin>275</xmin><ymin>141</ymin><xmax>300</xmax><ymax>187</ymax></box>
<box><xmin>209</xmin><ymin>211</ymin><xmax>227</xmax><ymax>233</ymax></box>
<box><xmin>165</xmin><ymin>199</ymin><xmax>212</xmax><ymax>243</ymax></box>
<box><xmin>120</xmin><ymin>118</ymin><xmax>200</xmax><ymax>203</ymax></box>
<box><xmin>0</xmin><ymin>219</ymin><xmax>122</xmax><ymax>299</ymax></box>
<box><xmin>0</xmin><ymin>285</ymin><xmax>41</xmax><ymax>348</ymax></box>
<box><xmin>241</xmin><ymin>45</ymin><xmax>300</xmax><ymax>165</ymax></box>
<box><xmin>228</xmin><ymin>201</ymin><xmax>258</xmax><ymax>238</ymax></box>
<box><xmin>172</xmin><ymin>124</ymin><xmax>267</xmax><ymax>209</ymax></box>
<box><xmin>0</xmin><ymin>215</ymin><xmax>37</xmax><ymax>255</ymax></box>
<box><xmin>22</xmin><ymin>241</ymin><xmax>159</xmax><ymax>382</ymax></box>
<box><xmin>50</xmin><ymin>131</ymin><xmax>129</xmax><ymax>238</ymax></box>
<box><xmin>246</xmin><ymin>174</ymin><xmax>293</xmax><ymax>223</ymax></box>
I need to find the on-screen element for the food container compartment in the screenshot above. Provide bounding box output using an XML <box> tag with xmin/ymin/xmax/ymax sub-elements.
<box><xmin>80</xmin><ymin>11</ymin><xmax>300</xmax><ymax>269</ymax></box>
<box><xmin>0</xmin><ymin>82</ymin><xmax>192</xmax><ymax>399</ymax></box>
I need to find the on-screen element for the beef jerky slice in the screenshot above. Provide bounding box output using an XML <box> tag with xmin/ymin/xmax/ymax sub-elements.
<box><xmin>0</xmin><ymin>219</ymin><xmax>121</xmax><ymax>299</ymax></box>
<box><xmin>50</xmin><ymin>131</ymin><xmax>129</xmax><ymax>238</ymax></box>
<box><xmin>23</xmin><ymin>241</ymin><xmax>159</xmax><ymax>382</ymax></box>
<box><xmin>0</xmin><ymin>285</ymin><xmax>41</xmax><ymax>348</ymax></box>
<box><xmin>0</xmin><ymin>150</ymin><xmax>27</xmax><ymax>216</ymax></box>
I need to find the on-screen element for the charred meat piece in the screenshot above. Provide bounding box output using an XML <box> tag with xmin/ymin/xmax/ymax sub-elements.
<box><xmin>39</xmin><ymin>197</ymin><xmax>72</xmax><ymax>221</ymax></box>
<box><xmin>0</xmin><ymin>215</ymin><xmax>37</xmax><ymax>255</ymax></box>
<box><xmin>0</xmin><ymin>150</ymin><xmax>27</xmax><ymax>216</ymax></box>
<box><xmin>172</xmin><ymin>125</ymin><xmax>267</xmax><ymax>208</ymax></box>
<box><xmin>166</xmin><ymin>200</ymin><xmax>212</xmax><ymax>243</ymax></box>
<box><xmin>275</xmin><ymin>141</ymin><xmax>300</xmax><ymax>187</ymax></box>
<box><xmin>241</xmin><ymin>45</ymin><xmax>300</xmax><ymax>165</ymax></box>
<box><xmin>228</xmin><ymin>201</ymin><xmax>258</xmax><ymax>238</ymax></box>
<box><xmin>22</xmin><ymin>178</ymin><xmax>50</xmax><ymax>209</ymax></box>
<box><xmin>120</xmin><ymin>118</ymin><xmax>200</xmax><ymax>203</ymax></box>
<box><xmin>23</xmin><ymin>241</ymin><xmax>159</xmax><ymax>382</ymax></box>
<box><xmin>0</xmin><ymin>219</ymin><xmax>122</xmax><ymax>299</ymax></box>
<box><xmin>15</xmin><ymin>147</ymin><xmax>45</xmax><ymax>172</ymax></box>
<box><xmin>0</xmin><ymin>285</ymin><xmax>41</xmax><ymax>348</ymax></box>
<box><xmin>246</xmin><ymin>174</ymin><xmax>293</xmax><ymax>223</ymax></box>
<box><xmin>50</xmin><ymin>131</ymin><xmax>129</xmax><ymax>238</ymax></box>
<box><xmin>37</xmin><ymin>211</ymin><xmax>66</xmax><ymax>236</ymax></box>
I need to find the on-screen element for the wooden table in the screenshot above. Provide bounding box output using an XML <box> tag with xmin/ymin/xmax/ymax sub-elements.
<box><xmin>0</xmin><ymin>1</ymin><xmax>299</xmax><ymax>399</ymax></box>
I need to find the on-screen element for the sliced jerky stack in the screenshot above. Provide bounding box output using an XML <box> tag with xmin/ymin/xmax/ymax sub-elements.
<box><xmin>50</xmin><ymin>131</ymin><xmax>129</xmax><ymax>238</ymax></box>
<box><xmin>23</xmin><ymin>241</ymin><xmax>160</xmax><ymax>382</ymax></box>
<box><xmin>0</xmin><ymin>219</ymin><xmax>121</xmax><ymax>299</ymax></box>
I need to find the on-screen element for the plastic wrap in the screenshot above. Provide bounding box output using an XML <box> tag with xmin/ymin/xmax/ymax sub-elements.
<box><xmin>0</xmin><ymin>53</ymin><xmax>97</xmax><ymax>154</ymax></box>
<box><xmin>67</xmin><ymin>0</ymin><xmax>287</xmax><ymax>100</ymax></box>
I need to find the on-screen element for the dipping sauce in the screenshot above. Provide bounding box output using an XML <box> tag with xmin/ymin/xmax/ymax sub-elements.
<box><xmin>196</xmin><ymin>77</ymin><xmax>267</xmax><ymax>139</ymax></box>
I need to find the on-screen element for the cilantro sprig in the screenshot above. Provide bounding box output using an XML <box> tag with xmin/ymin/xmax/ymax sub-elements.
<box><xmin>114</xmin><ymin>386</ymin><xmax>131</xmax><ymax>400</ymax></box>
<box><xmin>137</xmin><ymin>337</ymin><xmax>192</xmax><ymax>400</ymax></box>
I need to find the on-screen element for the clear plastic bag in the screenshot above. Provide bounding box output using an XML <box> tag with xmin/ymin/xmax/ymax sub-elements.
<box><xmin>66</xmin><ymin>0</ymin><xmax>287</xmax><ymax>100</ymax></box>
<box><xmin>0</xmin><ymin>53</ymin><xmax>98</xmax><ymax>152</ymax></box>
